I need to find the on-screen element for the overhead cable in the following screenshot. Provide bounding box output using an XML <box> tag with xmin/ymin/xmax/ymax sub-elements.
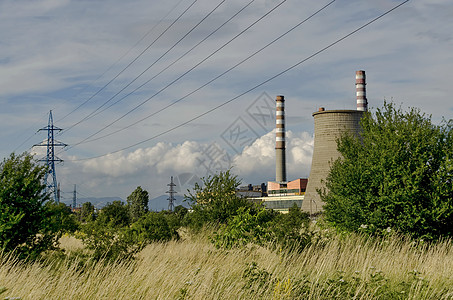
<box><xmin>56</xmin><ymin>0</ymin><xmax>187</xmax><ymax>123</ymax></box>
<box><xmin>83</xmin><ymin>0</ymin><xmax>256</xmax><ymax>121</ymax></box>
<box><xmin>62</xmin><ymin>0</ymin><xmax>199</xmax><ymax>134</ymax></box>
<box><xmin>63</xmin><ymin>0</ymin><xmax>288</xmax><ymax>151</ymax></box>
<box><xmin>78</xmin><ymin>0</ymin><xmax>336</xmax><ymax>145</ymax></box>
<box><xmin>69</xmin><ymin>0</ymin><xmax>409</xmax><ymax>161</ymax></box>
<box><xmin>61</xmin><ymin>0</ymin><xmax>226</xmax><ymax>131</ymax></box>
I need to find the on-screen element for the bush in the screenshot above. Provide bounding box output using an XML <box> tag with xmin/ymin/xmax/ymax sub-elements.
<box><xmin>322</xmin><ymin>103</ymin><xmax>453</xmax><ymax>240</ymax></box>
<box><xmin>213</xmin><ymin>203</ymin><xmax>314</xmax><ymax>251</ymax></box>
<box><xmin>184</xmin><ymin>170</ymin><xmax>257</xmax><ymax>231</ymax></box>
<box><xmin>97</xmin><ymin>200</ymin><xmax>130</xmax><ymax>229</ymax></box>
<box><xmin>212</xmin><ymin>207</ymin><xmax>272</xmax><ymax>249</ymax></box>
<box><xmin>0</xmin><ymin>153</ymin><xmax>63</xmax><ymax>259</ymax></box>
<box><xmin>269</xmin><ymin>203</ymin><xmax>311</xmax><ymax>250</ymax></box>
<box><xmin>79</xmin><ymin>211</ymin><xmax>179</xmax><ymax>261</ymax></box>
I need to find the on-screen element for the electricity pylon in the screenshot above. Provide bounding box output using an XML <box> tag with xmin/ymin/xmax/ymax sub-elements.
<box><xmin>34</xmin><ymin>111</ymin><xmax>67</xmax><ymax>202</ymax></box>
<box><xmin>166</xmin><ymin>176</ymin><xmax>177</xmax><ymax>212</ymax></box>
<box><xmin>73</xmin><ymin>184</ymin><xmax>77</xmax><ymax>210</ymax></box>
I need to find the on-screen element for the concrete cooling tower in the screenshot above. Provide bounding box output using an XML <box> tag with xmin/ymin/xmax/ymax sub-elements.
<box><xmin>301</xmin><ymin>71</ymin><xmax>367</xmax><ymax>214</ymax></box>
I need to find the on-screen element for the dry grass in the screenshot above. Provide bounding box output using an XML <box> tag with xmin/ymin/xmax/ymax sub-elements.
<box><xmin>0</xmin><ymin>233</ymin><xmax>452</xmax><ymax>299</ymax></box>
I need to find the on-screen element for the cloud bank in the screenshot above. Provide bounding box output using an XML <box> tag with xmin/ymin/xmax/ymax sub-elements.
<box><xmin>73</xmin><ymin>130</ymin><xmax>313</xmax><ymax>199</ymax></box>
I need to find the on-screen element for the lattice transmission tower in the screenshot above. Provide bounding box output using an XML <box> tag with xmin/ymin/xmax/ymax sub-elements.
<box><xmin>34</xmin><ymin>111</ymin><xmax>67</xmax><ymax>202</ymax></box>
<box><xmin>166</xmin><ymin>176</ymin><xmax>177</xmax><ymax>212</ymax></box>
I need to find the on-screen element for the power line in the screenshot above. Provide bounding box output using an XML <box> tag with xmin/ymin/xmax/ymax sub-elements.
<box><xmin>63</xmin><ymin>0</ymin><xmax>288</xmax><ymax>151</ymax></box>
<box><xmin>13</xmin><ymin>130</ymin><xmax>39</xmax><ymax>154</ymax></box>
<box><xmin>68</xmin><ymin>0</ymin><xmax>409</xmax><ymax>162</ymax></box>
<box><xmin>11</xmin><ymin>111</ymin><xmax>53</xmax><ymax>154</ymax></box>
<box><xmin>13</xmin><ymin>1</ymin><xmax>187</xmax><ymax>154</ymax></box>
<box><xmin>74</xmin><ymin>0</ymin><xmax>256</xmax><ymax>141</ymax></box>
<box><xmin>76</xmin><ymin>0</ymin><xmax>335</xmax><ymax>146</ymax></box>
<box><xmin>62</xmin><ymin>0</ymin><xmax>199</xmax><ymax>134</ymax></box>
<box><xmin>61</xmin><ymin>0</ymin><xmax>227</xmax><ymax>131</ymax></box>
<box><xmin>56</xmin><ymin>0</ymin><xmax>187</xmax><ymax>123</ymax></box>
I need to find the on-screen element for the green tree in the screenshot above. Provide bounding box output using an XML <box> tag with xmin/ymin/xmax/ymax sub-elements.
<box><xmin>80</xmin><ymin>201</ymin><xmax>95</xmax><ymax>223</ymax></box>
<box><xmin>184</xmin><ymin>170</ymin><xmax>255</xmax><ymax>230</ymax></box>
<box><xmin>79</xmin><ymin>210</ymin><xmax>178</xmax><ymax>261</ymax></box>
<box><xmin>322</xmin><ymin>103</ymin><xmax>453</xmax><ymax>239</ymax></box>
<box><xmin>127</xmin><ymin>186</ymin><xmax>149</xmax><ymax>222</ymax></box>
<box><xmin>45</xmin><ymin>202</ymin><xmax>80</xmax><ymax>234</ymax></box>
<box><xmin>97</xmin><ymin>200</ymin><xmax>130</xmax><ymax>229</ymax></box>
<box><xmin>128</xmin><ymin>211</ymin><xmax>179</xmax><ymax>244</ymax></box>
<box><xmin>0</xmin><ymin>153</ymin><xmax>61</xmax><ymax>258</ymax></box>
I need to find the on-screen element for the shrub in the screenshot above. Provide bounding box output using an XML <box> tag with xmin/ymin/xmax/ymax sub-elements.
<box><xmin>184</xmin><ymin>170</ymin><xmax>255</xmax><ymax>231</ymax></box>
<box><xmin>0</xmin><ymin>153</ymin><xmax>63</xmax><ymax>259</ymax></box>
<box><xmin>322</xmin><ymin>103</ymin><xmax>453</xmax><ymax>240</ymax></box>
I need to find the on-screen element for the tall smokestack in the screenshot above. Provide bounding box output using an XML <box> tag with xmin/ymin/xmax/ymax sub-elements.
<box><xmin>356</xmin><ymin>70</ymin><xmax>367</xmax><ymax>111</ymax></box>
<box><xmin>275</xmin><ymin>95</ymin><xmax>286</xmax><ymax>183</ymax></box>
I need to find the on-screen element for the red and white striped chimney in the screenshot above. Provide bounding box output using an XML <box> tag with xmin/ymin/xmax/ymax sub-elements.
<box><xmin>356</xmin><ymin>70</ymin><xmax>367</xmax><ymax>111</ymax></box>
<box><xmin>275</xmin><ymin>95</ymin><xmax>286</xmax><ymax>183</ymax></box>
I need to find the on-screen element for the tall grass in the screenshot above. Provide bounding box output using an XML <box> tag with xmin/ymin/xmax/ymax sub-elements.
<box><xmin>0</xmin><ymin>233</ymin><xmax>452</xmax><ymax>299</ymax></box>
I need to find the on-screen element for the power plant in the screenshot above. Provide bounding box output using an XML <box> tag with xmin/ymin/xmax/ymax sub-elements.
<box><xmin>251</xmin><ymin>70</ymin><xmax>367</xmax><ymax>214</ymax></box>
<box><xmin>255</xmin><ymin>95</ymin><xmax>306</xmax><ymax>213</ymax></box>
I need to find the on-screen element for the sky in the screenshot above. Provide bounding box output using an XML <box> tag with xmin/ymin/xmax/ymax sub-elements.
<box><xmin>1</xmin><ymin>0</ymin><xmax>452</xmax><ymax>203</ymax></box>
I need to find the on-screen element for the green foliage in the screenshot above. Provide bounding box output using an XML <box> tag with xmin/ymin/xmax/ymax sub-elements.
<box><xmin>184</xmin><ymin>170</ymin><xmax>255</xmax><ymax>231</ymax></box>
<box><xmin>269</xmin><ymin>203</ymin><xmax>311</xmax><ymax>250</ymax></box>
<box><xmin>77</xmin><ymin>220</ymin><xmax>132</xmax><ymax>261</ymax></box>
<box><xmin>45</xmin><ymin>202</ymin><xmax>80</xmax><ymax>234</ymax></box>
<box><xmin>0</xmin><ymin>153</ymin><xmax>61</xmax><ymax>259</ymax></box>
<box><xmin>322</xmin><ymin>102</ymin><xmax>453</xmax><ymax>240</ymax></box>
<box><xmin>97</xmin><ymin>201</ymin><xmax>130</xmax><ymax>229</ymax></box>
<box><xmin>127</xmin><ymin>211</ymin><xmax>179</xmax><ymax>245</ymax></box>
<box><xmin>213</xmin><ymin>203</ymin><xmax>314</xmax><ymax>251</ymax></box>
<box><xmin>212</xmin><ymin>207</ymin><xmax>271</xmax><ymax>249</ymax></box>
<box><xmin>186</xmin><ymin>171</ymin><xmax>315</xmax><ymax>250</ymax></box>
<box><xmin>79</xmin><ymin>201</ymin><xmax>95</xmax><ymax>223</ymax></box>
<box><xmin>127</xmin><ymin>186</ymin><xmax>149</xmax><ymax>222</ymax></box>
<box><xmin>79</xmin><ymin>210</ymin><xmax>179</xmax><ymax>261</ymax></box>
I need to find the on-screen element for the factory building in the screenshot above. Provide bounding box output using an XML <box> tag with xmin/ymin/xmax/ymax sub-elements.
<box><xmin>263</xmin><ymin>179</ymin><xmax>307</xmax><ymax>212</ymax></box>
<box><xmin>236</xmin><ymin>183</ymin><xmax>267</xmax><ymax>198</ymax></box>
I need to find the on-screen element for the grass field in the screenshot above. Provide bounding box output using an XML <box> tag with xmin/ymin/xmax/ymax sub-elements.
<box><xmin>0</xmin><ymin>232</ymin><xmax>452</xmax><ymax>299</ymax></box>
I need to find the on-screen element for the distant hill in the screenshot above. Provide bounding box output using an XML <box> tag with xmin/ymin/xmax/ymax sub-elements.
<box><xmin>148</xmin><ymin>195</ymin><xmax>190</xmax><ymax>211</ymax></box>
<box><xmin>62</xmin><ymin>197</ymin><xmax>125</xmax><ymax>209</ymax></box>
<box><xmin>62</xmin><ymin>195</ymin><xmax>190</xmax><ymax>211</ymax></box>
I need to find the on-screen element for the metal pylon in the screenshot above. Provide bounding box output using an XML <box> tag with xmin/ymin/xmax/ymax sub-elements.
<box><xmin>73</xmin><ymin>184</ymin><xmax>77</xmax><ymax>210</ymax></box>
<box><xmin>34</xmin><ymin>111</ymin><xmax>67</xmax><ymax>202</ymax></box>
<box><xmin>166</xmin><ymin>176</ymin><xmax>177</xmax><ymax>212</ymax></box>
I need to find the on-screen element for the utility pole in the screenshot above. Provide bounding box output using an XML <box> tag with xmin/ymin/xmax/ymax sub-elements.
<box><xmin>34</xmin><ymin>111</ymin><xmax>67</xmax><ymax>202</ymax></box>
<box><xmin>166</xmin><ymin>176</ymin><xmax>177</xmax><ymax>212</ymax></box>
<box><xmin>57</xmin><ymin>183</ymin><xmax>61</xmax><ymax>203</ymax></box>
<box><xmin>73</xmin><ymin>184</ymin><xmax>77</xmax><ymax>210</ymax></box>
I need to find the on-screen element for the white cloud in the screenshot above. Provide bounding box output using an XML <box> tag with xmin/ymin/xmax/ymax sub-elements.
<box><xmin>67</xmin><ymin>130</ymin><xmax>312</xmax><ymax>198</ymax></box>
<box><xmin>233</xmin><ymin>130</ymin><xmax>313</xmax><ymax>182</ymax></box>
<box><xmin>82</xmin><ymin>141</ymin><xmax>203</xmax><ymax>177</ymax></box>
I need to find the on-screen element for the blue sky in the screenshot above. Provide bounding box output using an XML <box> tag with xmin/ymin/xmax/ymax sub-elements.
<box><xmin>1</xmin><ymin>0</ymin><xmax>452</xmax><ymax>201</ymax></box>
